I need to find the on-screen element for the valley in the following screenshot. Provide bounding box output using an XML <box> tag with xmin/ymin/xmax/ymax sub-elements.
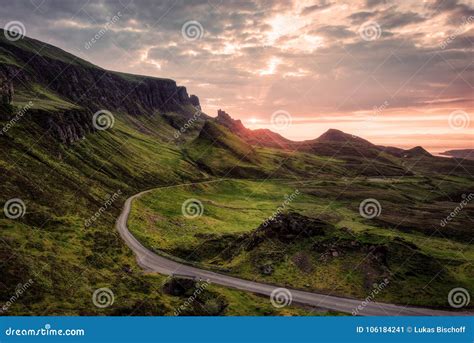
<box><xmin>0</xmin><ymin>29</ymin><xmax>472</xmax><ymax>316</ymax></box>
<box><xmin>128</xmin><ymin>178</ymin><xmax>474</xmax><ymax>309</ymax></box>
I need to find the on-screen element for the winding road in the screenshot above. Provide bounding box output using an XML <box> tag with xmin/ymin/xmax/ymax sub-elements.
<box><xmin>116</xmin><ymin>181</ymin><xmax>470</xmax><ymax>316</ymax></box>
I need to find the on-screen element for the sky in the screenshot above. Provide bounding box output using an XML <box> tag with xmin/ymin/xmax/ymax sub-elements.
<box><xmin>0</xmin><ymin>0</ymin><xmax>473</xmax><ymax>152</ymax></box>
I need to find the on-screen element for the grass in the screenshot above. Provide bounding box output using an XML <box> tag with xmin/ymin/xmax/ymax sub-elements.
<box><xmin>129</xmin><ymin>178</ymin><xmax>474</xmax><ymax>308</ymax></box>
<box><xmin>2</xmin><ymin>29</ymin><xmax>472</xmax><ymax>316</ymax></box>
<box><xmin>0</xmin><ymin>99</ymin><xmax>341</xmax><ymax>315</ymax></box>
<box><xmin>149</xmin><ymin>275</ymin><xmax>338</xmax><ymax>316</ymax></box>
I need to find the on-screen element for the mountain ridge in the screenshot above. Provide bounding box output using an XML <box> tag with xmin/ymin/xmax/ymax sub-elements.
<box><xmin>0</xmin><ymin>29</ymin><xmax>201</xmax><ymax>143</ymax></box>
<box><xmin>211</xmin><ymin>109</ymin><xmax>436</xmax><ymax>160</ymax></box>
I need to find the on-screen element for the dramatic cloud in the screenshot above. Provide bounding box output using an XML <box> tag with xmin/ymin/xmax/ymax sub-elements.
<box><xmin>0</xmin><ymin>0</ymin><xmax>472</xmax><ymax>151</ymax></box>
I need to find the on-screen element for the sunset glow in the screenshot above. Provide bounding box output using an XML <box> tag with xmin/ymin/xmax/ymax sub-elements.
<box><xmin>9</xmin><ymin>0</ymin><xmax>473</xmax><ymax>152</ymax></box>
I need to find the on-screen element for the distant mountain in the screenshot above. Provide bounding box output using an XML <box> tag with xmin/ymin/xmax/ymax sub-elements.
<box><xmin>440</xmin><ymin>149</ymin><xmax>474</xmax><ymax>160</ymax></box>
<box><xmin>311</xmin><ymin>128</ymin><xmax>374</xmax><ymax>147</ymax></box>
<box><xmin>212</xmin><ymin>110</ymin><xmax>432</xmax><ymax>161</ymax></box>
<box><xmin>403</xmin><ymin>146</ymin><xmax>432</xmax><ymax>158</ymax></box>
<box><xmin>215</xmin><ymin>109</ymin><xmax>292</xmax><ymax>149</ymax></box>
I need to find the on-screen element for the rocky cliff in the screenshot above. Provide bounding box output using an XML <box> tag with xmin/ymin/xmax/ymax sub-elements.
<box><xmin>0</xmin><ymin>29</ymin><xmax>200</xmax><ymax>143</ymax></box>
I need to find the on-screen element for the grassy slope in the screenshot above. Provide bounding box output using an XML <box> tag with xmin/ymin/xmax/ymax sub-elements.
<box><xmin>128</xmin><ymin>178</ymin><xmax>473</xmax><ymax>308</ymax></box>
<box><xmin>1</xmin><ymin>30</ymin><xmax>472</xmax><ymax>315</ymax></box>
<box><xmin>0</xmin><ymin>104</ymin><xmax>198</xmax><ymax>315</ymax></box>
<box><xmin>186</xmin><ymin>121</ymin><xmax>347</xmax><ymax>179</ymax></box>
<box><xmin>0</xmin><ymin>82</ymin><xmax>338</xmax><ymax>315</ymax></box>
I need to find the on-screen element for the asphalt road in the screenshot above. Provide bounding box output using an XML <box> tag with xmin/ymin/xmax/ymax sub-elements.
<box><xmin>116</xmin><ymin>181</ymin><xmax>470</xmax><ymax>316</ymax></box>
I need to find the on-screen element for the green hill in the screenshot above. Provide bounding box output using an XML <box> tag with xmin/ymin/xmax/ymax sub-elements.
<box><xmin>1</xmin><ymin>32</ymin><xmax>473</xmax><ymax>315</ymax></box>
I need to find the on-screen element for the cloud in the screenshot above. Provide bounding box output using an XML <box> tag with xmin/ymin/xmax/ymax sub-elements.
<box><xmin>377</xmin><ymin>9</ymin><xmax>427</xmax><ymax>29</ymax></box>
<box><xmin>301</xmin><ymin>1</ymin><xmax>332</xmax><ymax>15</ymax></box>
<box><xmin>0</xmin><ymin>0</ymin><xmax>472</xmax><ymax>150</ymax></box>
<box><xmin>347</xmin><ymin>11</ymin><xmax>377</xmax><ymax>24</ymax></box>
<box><xmin>312</xmin><ymin>25</ymin><xmax>354</xmax><ymax>38</ymax></box>
<box><xmin>365</xmin><ymin>0</ymin><xmax>387</xmax><ymax>8</ymax></box>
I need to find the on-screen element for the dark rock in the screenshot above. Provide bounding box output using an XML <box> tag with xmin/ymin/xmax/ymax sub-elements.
<box><xmin>260</xmin><ymin>264</ymin><xmax>274</xmax><ymax>275</ymax></box>
<box><xmin>32</xmin><ymin>108</ymin><xmax>95</xmax><ymax>144</ymax></box>
<box><xmin>216</xmin><ymin>109</ymin><xmax>247</xmax><ymax>133</ymax></box>
<box><xmin>0</xmin><ymin>78</ymin><xmax>13</xmax><ymax>105</ymax></box>
<box><xmin>189</xmin><ymin>94</ymin><xmax>201</xmax><ymax>110</ymax></box>
<box><xmin>122</xmin><ymin>265</ymin><xmax>132</xmax><ymax>274</ymax></box>
<box><xmin>162</xmin><ymin>277</ymin><xmax>196</xmax><ymax>296</ymax></box>
<box><xmin>247</xmin><ymin>212</ymin><xmax>329</xmax><ymax>248</ymax></box>
<box><xmin>0</xmin><ymin>38</ymin><xmax>200</xmax><ymax>121</ymax></box>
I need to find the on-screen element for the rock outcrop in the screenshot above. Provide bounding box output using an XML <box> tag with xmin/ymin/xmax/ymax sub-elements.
<box><xmin>215</xmin><ymin>109</ymin><xmax>247</xmax><ymax>133</ymax></box>
<box><xmin>189</xmin><ymin>94</ymin><xmax>201</xmax><ymax>110</ymax></box>
<box><xmin>32</xmin><ymin>108</ymin><xmax>95</xmax><ymax>144</ymax></box>
<box><xmin>0</xmin><ymin>32</ymin><xmax>202</xmax><ymax>144</ymax></box>
<box><xmin>246</xmin><ymin>212</ymin><xmax>329</xmax><ymax>249</ymax></box>
<box><xmin>0</xmin><ymin>78</ymin><xmax>13</xmax><ymax>105</ymax></box>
